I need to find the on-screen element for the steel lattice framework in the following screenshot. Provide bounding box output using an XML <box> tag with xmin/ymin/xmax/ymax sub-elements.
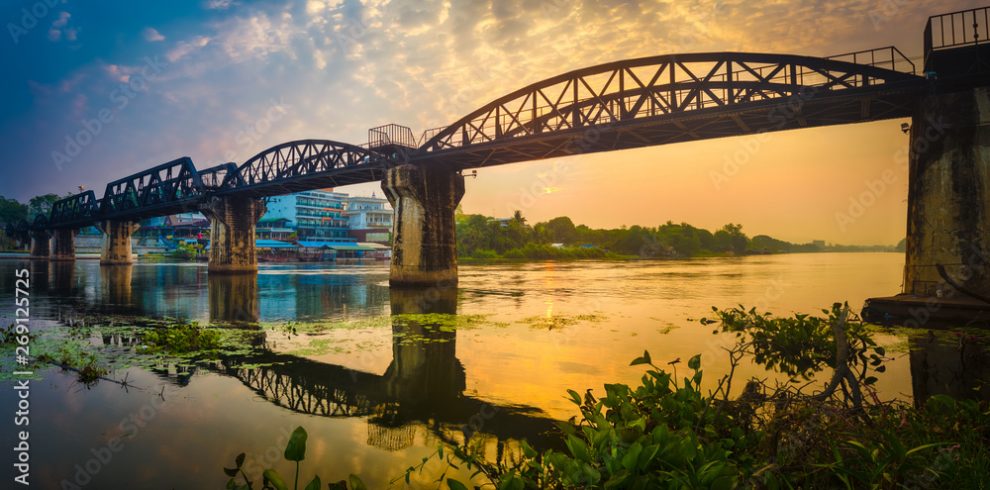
<box><xmin>35</xmin><ymin>49</ymin><xmax>933</xmax><ymax>230</ymax></box>
<box><xmin>414</xmin><ymin>50</ymin><xmax>924</xmax><ymax>168</ymax></box>
<box><xmin>216</xmin><ymin>139</ymin><xmax>385</xmax><ymax>198</ymax></box>
<box><xmin>49</xmin><ymin>190</ymin><xmax>100</xmax><ymax>228</ymax></box>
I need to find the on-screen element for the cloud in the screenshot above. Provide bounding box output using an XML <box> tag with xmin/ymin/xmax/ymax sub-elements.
<box><xmin>143</xmin><ymin>27</ymin><xmax>166</xmax><ymax>42</ymax></box>
<box><xmin>205</xmin><ymin>0</ymin><xmax>236</xmax><ymax>9</ymax></box>
<box><xmin>313</xmin><ymin>49</ymin><xmax>327</xmax><ymax>70</ymax></box>
<box><xmin>48</xmin><ymin>11</ymin><xmax>72</xmax><ymax>42</ymax></box>
<box><xmin>166</xmin><ymin>36</ymin><xmax>211</xmax><ymax>62</ymax></box>
<box><xmin>214</xmin><ymin>11</ymin><xmax>296</xmax><ymax>63</ymax></box>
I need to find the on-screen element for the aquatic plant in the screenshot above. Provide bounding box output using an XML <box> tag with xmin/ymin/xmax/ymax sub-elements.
<box><xmin>223</xmin><ymin>426</ymin><xmax>366</xmax><ymax>490</ymax></box>
<box><xmin>139</xmin><ymin>322</ymin><xmax>223</xmax><ymax>354</ymax></box>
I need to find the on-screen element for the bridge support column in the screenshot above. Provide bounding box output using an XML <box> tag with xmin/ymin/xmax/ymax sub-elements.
<box><xmin>201</xmin><ymin>196</ymin><xmax>266</xmax><ymax>274</ymax></box>
<box><xmin>864</xmin><ymin>87</ymin><xmax>990</xmax><ymax>326</ymax></box>
<box><xmin>51</xmin><ymin>229</ymin><xmax>76</xmax><ymax>261</ymax></box>
<box><xmin>382</xmin><ymin>164</ymin><xmax>464</xmax><ymax>287</ymax></box>
<box><xmin>29</xmin><ymin>230</ymin><xmax>50</xmax><ymax>260</ymax></box>
<box><xmin>99</xmin><ymin>220</ymin><xmax>139</xmax><ymax>265</ymax></box>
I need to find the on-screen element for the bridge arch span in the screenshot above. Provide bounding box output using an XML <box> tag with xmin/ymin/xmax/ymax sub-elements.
<box><xmin>218</xmin><ymin>139</ymin><xmax>386</xmax><ymax>197</ymax></box>
<box><xmin>416</xmin><ymin>50</ymin><xmax>924</xmax><ymax>168</ymax></box>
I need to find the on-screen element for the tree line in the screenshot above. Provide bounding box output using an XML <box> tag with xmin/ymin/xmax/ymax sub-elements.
<box><xmin>0</xmin><ymin>194</ymin><xmax>62</xmax><ymax>249</ymax></box>
<box><xmin>456</xmin><ymin>209</ymin><xmax>879</xmax><ymax>260</ymax></box>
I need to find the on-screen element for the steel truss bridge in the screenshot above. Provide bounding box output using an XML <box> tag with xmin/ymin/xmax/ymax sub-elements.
<box><xmin>35</xmin><ymin>46</ymin><xmax>931</xmax><ymax>230</ymax></box>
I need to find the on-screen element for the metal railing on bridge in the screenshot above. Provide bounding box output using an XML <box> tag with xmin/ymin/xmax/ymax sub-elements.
<box><xmin>925</xmin><ymin>6</ymin><xmax>989</xmax><ymax>52</ymax></box>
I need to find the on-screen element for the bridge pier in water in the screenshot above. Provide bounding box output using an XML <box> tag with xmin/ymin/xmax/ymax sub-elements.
<box><xmin>382</xmin><ymin>164</ymin><xmax>464</xmax><ymax>287</ymax></box>
<box><xmin>904</xmin><ymin>87</ymin><xmax>990</xmax><ymax>299</ymax></box>
<box><xmin>865</xmin><ymin>85</ymin><xmax>990</xmax><ymax>326</ymax></box>
<box><xmin>51</xmin><ymin>229</ymin><xmax>76</xmax><ymax>261</ymax></box>
<box><xmin>29</xmin><ymin>230</ymin><xmax>50</xmax><ymax>259</ymax></box>
<box><xmin>99</xmin><ymin>220</ymin><xmax>139</xmax><ymax>265</ymax></box>
<box><xmin>201</xmin><ymin>196</ymin><xmax>266</xmax><ymax>274</ymax></box>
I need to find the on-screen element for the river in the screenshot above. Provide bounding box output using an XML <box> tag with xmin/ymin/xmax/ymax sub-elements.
<box><xmin>1</xmin><ymin>253</ymin><xmax>988</xmax><ymax>488</ymax></box>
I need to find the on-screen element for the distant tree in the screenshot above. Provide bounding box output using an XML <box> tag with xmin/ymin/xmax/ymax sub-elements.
<box><xmin>504</xmin><ymin>211</ymin><xmax>532</xmax><ymax>252</ymax></box>
<box><xmin>714</xmin><ymin>223</ymin><xmax>748</xmax><ymax>255</ymax></box>
<box><xmin>0</xmin><ymin>196</ymin><xmax>27</xmax><ymax>226</ymax></box>
<box><xmin>749</xmin><ymin>234</ymin><xmax>792</xmax><ymax>254</ymax></box>
<box><xmin>544</xmin><ymin>216</ymin><xmax>577</xmax><ymax>244</ymax></box>
<box><xmin>28</xmin><ymin>194</ymin><xmax>60</xmax><ymax>220</ymax></box>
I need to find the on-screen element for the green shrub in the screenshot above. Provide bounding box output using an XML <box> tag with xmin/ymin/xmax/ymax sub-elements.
<box><xmin>140</xmin><ymin>322</ymin><xmax>221</xmax><ymax>354</ymax></box>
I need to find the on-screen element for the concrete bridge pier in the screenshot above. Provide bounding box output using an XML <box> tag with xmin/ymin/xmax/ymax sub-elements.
<box><xmin>382</xmin><ymin>164</ymin><xmax>465</xmax><ymax>287</ymax></box>
<box><xmin>201</xmin><ymin>196</ymin><xmax>266</xmax><ymax>274</ymax></box>
<box><xmin>51</xmin><ymin>229</ymin><xmax>76</xmax><ymax>261</ymax></box>
<box><xmin>864</xmin><ymin>86</ymin><xmax>990</xmax><ymax>326</ymax></box>
<box><xmin>29</xmin><ymin>230</ymin><xmax>50</xmax><ymax>260</ymax></box>
<box><xmin>99</xmin><ymin>220</ymin><xmax>139</xmax><ymax>265</ymax></box>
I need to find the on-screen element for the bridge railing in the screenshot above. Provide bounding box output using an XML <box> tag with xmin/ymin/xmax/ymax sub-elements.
<box><xmin>925</xmin><ymin>6</ymin><xmax>989</xmax><ymax>54</ymax></box>
<box><xmin>825</xmin><ymin>46</ymin><xmax>915</xmax><ymax>75</ymax></box>
<box><xmin>368</xmin><ymin>123</ymin><xmax>416</xmax><ymax>149</ymax></box>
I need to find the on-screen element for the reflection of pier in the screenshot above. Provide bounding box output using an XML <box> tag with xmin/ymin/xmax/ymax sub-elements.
<box><xmin>209</xmin><ymin>273</ymin><xmax>259</xmax><ymax>324</ymax></box>
<box><xmin>910</xmin><ymin>333</ymin><xmax>990</xmax><ymax>406</ymax></box>
<box><xmin>211</xmin><ymin>287</ymin><xmax>561</xmax><ymax>448</ymax></box>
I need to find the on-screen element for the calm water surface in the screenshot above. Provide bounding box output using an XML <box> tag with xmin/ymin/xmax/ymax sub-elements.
<box><xmin>1</xmin><ymin>253</ymin><xmax>988</xmax><ymax>488</ymax></box>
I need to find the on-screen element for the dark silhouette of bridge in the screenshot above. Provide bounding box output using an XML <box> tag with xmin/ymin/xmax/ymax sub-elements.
<box><xmin>22</xmin><ymin>6</ymin><xmax>990</xmax><ymax>324</ymax></box>
<box><xmin>34</xmin><ymin>48</ymin><xmax>923</xmax><ymax>231</ymax></box>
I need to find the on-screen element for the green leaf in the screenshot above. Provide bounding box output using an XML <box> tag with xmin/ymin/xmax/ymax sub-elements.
<box><xmin>263</xmin><ymin>469</ymin><xmax>288</xmax><ymax>490</ymax></box>
<box><xmin>303</xmin><ymin>476</ymin><xmax>321</xmax><ymax>490</ymax></box>
<box><xmin>621</xmin><ymin>442</ymin><xmax>643</xmax><ymax>471</ymax></box>
<box><xmin>565</xmin><ymin>434</ymin><xmax>590</xmax><ymax>461</ymax></box>
<box><xmin>864</xmin><ymin>376</ymin><xmax>878</xmax><ymax>385</ymax></box>
<box><xmin>327</xmin><ymin>481</ymin><xmax>348</xmax><ymax>490</ymax></box>
<box><xmin>906</xmin><ymin>442</ymin><xmax>944</xmax><ymax>457</ymax></box>
<box><xmin>630</xmin><ymin>350</ymin><xmax>652</xmax><ymax>366</ymax></box>
<box><xmin>235</xmin><ymin>452</ymin><xmax>245</xmax><ymax>468</ymax></box>
<box><xmin>447</xmin><ymin>479</ymin><xmax>469</xmax><ymax>490</ymax></box>
<box><xmin>567</xmin><ymin>389</ymin><xmax>582</xmax><ymax>405</ymax></box>
<box><xmin>348</xmin><ymin>474</ymin><xmax>368</xmax><ymax>490</ymax></box>
<box><xmin>497</xmin><ymin>475</ymin><xmax>525</xmax><ymax>490</ymax></box>
<box><xmin>688</xmin><ymin>354</ymin><xmax>701</xmax><ymax>370</ymax></box>
<box><xmin>284</xmin><ymin>426</ymin><xmax>308</xmax><ymax>462</ymax></box>
<box><xmin>223</xmin><ymin>466</ymin><xmax>239</xmax><ymax>478</ymax></box>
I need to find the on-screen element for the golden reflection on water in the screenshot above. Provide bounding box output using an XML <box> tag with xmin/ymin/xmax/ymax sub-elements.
<box><xmin>3</xmin><ymin>253</ymin><xmax>989</xmax><ymax>488</ymax></box>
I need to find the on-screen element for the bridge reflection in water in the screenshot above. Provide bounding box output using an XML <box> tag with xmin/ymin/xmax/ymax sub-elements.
<box><xmin>71</xmin><ymin>276</ymin><xmax>564</xmax><ymax>452</ymax></box>
<box><xmin>41</xmin><ymin>262</ymin><xmax>990</xmax><ymax>448</ymax></box>
<box><xmin>215</xmin><ymin>286</ymin><xmax>561</xmax><ymax>451</ymax></box>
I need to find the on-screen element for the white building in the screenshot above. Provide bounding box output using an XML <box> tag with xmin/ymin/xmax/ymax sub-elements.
<box><xmin>344</xmin><ymin>193</ymin><xmax>393</xmax><ymax>243</ymax></box>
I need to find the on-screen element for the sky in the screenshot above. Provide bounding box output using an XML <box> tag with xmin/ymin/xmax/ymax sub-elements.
<box><xmin>0</xmin><ymin>0</ymin><xmax>981</xmax><ymax>245</ymax></box>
